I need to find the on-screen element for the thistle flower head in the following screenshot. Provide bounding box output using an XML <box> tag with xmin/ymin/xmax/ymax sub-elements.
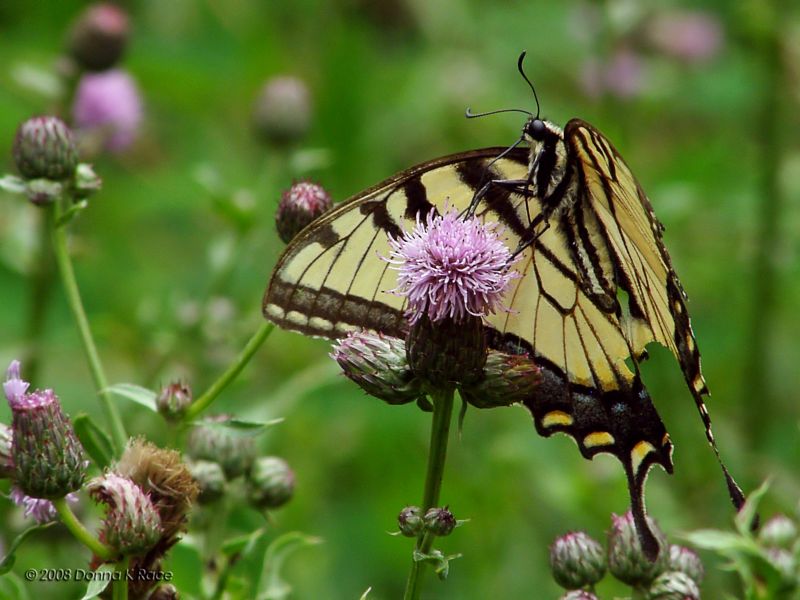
<box><xmin>5</xmin><ymin>360</ymin><xmax>86</xmax><ymax>499</ymax></box>
<box><xmin>667</xmin><ymin>545</ymin><xmax>704</xmax><ymax>585</ymax></box>
<box><xmin>758</xmin><ymin>514</ymin><xmax>798</xmax><ymax>550</ymax></box>
<box><xmin>188</xmin><ymin>460</ymin><xmax>226</xmax><ymax>505</ymax></box>
<box><xmin>253</xmin><ymin>75</ymin><xmax>312</xmax><ymax>145</ymax></box>
<box><xmin>10</xmin><ymin>486</ymin><xmax>77</xmax><ymax>524</ymax></box>
<box><xmin>156</xmin><ymin>381</ymin><xmax>192</xmax><ymax>422</ymax></box>
<box><xmin>331</xmin><ymin>330</ymin><xmax>422</xmax><ymax>405</ymax></box>
<box><xmin>646</xmin><ymin>570</ymin><xmax>701</xmax><ymax>600</ymax></box>
<box><xmin>68</xmin><ymin>2</ymin><xmax>130</xmax><ymax>71</ymax></box>
<box><xmin>385</xmin><ymin>208</ymin><xmax>518</xmax><ymax>324</ymax></box>
<box><xmin>459</xmin><ymin>349</ymin><xmax>540</xmax><ymax>408</ymax></box>
<box><xmin>423</xmin><ymin>506</ymin><xmax>456</xmax><ymax>537</ymax></box>
<box><xmin>73</xmin><ymin>69</ymin><xmax>142</xmax><ymax>153</ymax></box>
<box><xmin>87</xmin><ymin>473</ymin><xmax>162</xmax><ymax>556</ymax></box>
<box><xmin>608</xmin><ymin>511</ymin><xmax>669</xmax><ymax>586</ymax></box>
<box><xmin>276</xmin><ymin>181</ymin><xmax>332</xmax><ymax>243</ymax></box>
<box><xmin>549</xmin><ymin>531</ymin><xmax>607</xmax><ymax>589</ymax></box>
<box><xmin>186</xmin><ymin>415</ymin><xmax>257</xmax><ymax>479</ymax></box>
<box><xmin>246</xmin><ymin>456</ymin><xmax>295</xmax><ymax>510</ymax></box>
<box><xmin>12</xmin><ymin>116</ymin><xmax>78</xmax><ymax>181</ymax></box>
<box><xmin>397</xmin><ymin>506</ymin><xmax>424</xmax><ymax>537</ymax></box>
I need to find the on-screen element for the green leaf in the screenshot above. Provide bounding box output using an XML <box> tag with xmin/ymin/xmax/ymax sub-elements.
<box><xmin>0</xmin><ymin>522</ymin><xmax>55</xmax><ymax>575</ymax></box>
<box><xmin>256</xmin><ymin>532</ymin><xmax>323</xmax><ymax>600</ymax></box>
<box><xmin>73</xmin><ymin>413</ymin><xmax>114</xmax><ymax>468</ymax></box>
<box><xmin>684</xmin><ymin>529</ymin><xmax>754</xmax><ymax>551</ymax></box>
<box><xmin>0</xmin><ymin>175</ymin><xmax>26</xmax><ymax>195</ymax></box>
<box><xmin>0</xmin><ymin>571</ymin><xmax>31</xmax><ymax>600</ymax></box>
<box><xmin>198</xmin><ymin>417</ymin><xmax>284</xmax><ymax>436</ymax></box>
<box><xmin>104</xmin><ymin>383</ymin><xmax>158</xmax><ymax>412</ymax></box>
<box><xmin>221</xmin><ymin>527</ymin><xmax>268</xmax><ymax>557</ymax></box>
<box><xmin>735</xmin><ymin>480</ymin><xmax>770</xmax><ymax>536</ymax></box>
<box><xmin>412</xmin><ymin>549</ymin><xmax>462</xmax><ymax>581</ymax></box>
<box><xmin>79</xmin><ymin>564</ymin><xmax>115</xmax><ymax>599</ymax></box>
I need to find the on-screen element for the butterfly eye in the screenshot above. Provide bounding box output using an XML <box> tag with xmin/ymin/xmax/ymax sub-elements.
<box><xmin>528</xmin><ymin>119</ymin><xmax>547</xmax><ymax>140</ymax></box>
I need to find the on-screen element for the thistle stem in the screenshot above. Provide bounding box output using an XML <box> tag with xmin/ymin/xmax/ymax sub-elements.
<box><xmin>49</xmin><ymin>200</ymin><xmax>127</xmax><ymax>454</ymax></box>
<box><xmin>53</xmin><ymin>496</ymin><xmax>113</xmax><ymax>561</ymax></box>
<box><xmin>403</xmin><ymin>386</ymin><xmax>455</xmax><ymax>600</ymax></box>
<box><xmin>23</xmin><ymin>208</ymin><xmax>56</xmax><ymax>386</ymax></box>
<box><xmin>113</xmin><ymin>556</ymin><xmax>129</xmax><ymax>600</ymax></box>
<box><xmin>183</xmin><ymin>322</ymin><xmax>274</xmax><ymax>422</ymax></box>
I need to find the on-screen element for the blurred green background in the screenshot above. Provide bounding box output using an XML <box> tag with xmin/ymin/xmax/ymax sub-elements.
<box><xmin>0</xmin><ymin>0</ymin><xmax>798</xmax><ymax>598</ymax></box>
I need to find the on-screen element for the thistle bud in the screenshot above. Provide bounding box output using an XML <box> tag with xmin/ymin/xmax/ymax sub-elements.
<box><xmin>4</xmin><ymin>360</ymin><xmax>86</xmax><ymax>499</ymax></box>
<box><xmin>758</xmin><ymin>514</ymin><xmax>798</xmax><ymax>550</ymax></box>
<box><xmin>186</xmin><ymin>415</ymin><xmax>257</xmax><ymax>479</ymax></box>
<box><xmin>406</xmin><ymin>314</ymin><xmax>487</xmax><ymax>388</ymax></box>
<box><xmin>460</xmin><ymin>350</ymin><xmax>540</xmax><ymax>408</ymax></box>
<box><xmin>253</xmin><ymin>76</ymin><xmax>312</xmax><ymax>145</ymax></box>
<box><xmin>156</xmin><ymin>381</ymin><xmax>192</xmax><ymax>422</ymax></box>
<box><xmin>549</xmin><ymin>531</ymin><xmax>607</xmax><ymax>589</ymax></box>
<box><xmin>331</xmin><ymin>331</ymin><xmax>423</xmax><ymax>406</ymax></box>
<box><xmin>246</xmin><ymin>456</ymin><xmax>295</xmax><ymax>510</ymax></box>
<box><xmin>607</xmin><ymin>511</ymin><xmax>668</xmax><ymax>586</ymax></box>
<box><xmin>68</xmin><ymin>3</ymin><xmax>130</xmax><ymax>72</ymax></box>
<box><xmin>88</xmin><ymin>473</ymin><xmax>162</xmax><ymax>556</ymax></box>
<box><xmin>188</xmin><ymin>460</ymin><xmax>226</xmax><ymax>504</ymax></box>
<box><xmin>646</xmin><ymin>570</ymin><xmax>700</xmax><ymax>600</ymax></box>
<box><xmin>667</xmin><ymin>545</ymin><xmax>704</xmax><ymax>585</ymax></box>
<box><xmin>275</xmin><ymin>181</ymin><xmax>332</xmax><ymax>243</ymax></box>
<box><xmin>0</xmin><ymin>423</ymin><xmax>12</xmax><ymax>479</ymax></box>
<box><xmin>559</xmin><ymin>591</ymin><xmax>600</xmax><ymax>600</ymax></box>
<box><xmin>398</xmin><ymin>505</ymin><xmax>424</xmax><ymax>537</ymax></box>
<box><xmin>13</xmin><ymin>117</ymin><xmax>78</xmax><ymax>181</ymax></box>
<box><xmin>424</xmin><ymin>507</ymin><xmax>456</xmax><ymax>537</ymax></box>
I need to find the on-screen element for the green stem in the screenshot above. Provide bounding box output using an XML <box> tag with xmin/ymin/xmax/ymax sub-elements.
<box><xmin>53</xmin><ymin>496</ymin><xmax>113</xmax><ymax>561</ymax></box>
<box><xmin>49</xmin><ymin>200</ymin><xmax>127</xmax><ymax>453</ymax></box>
<box><xmin>743</xmin><ymin>5</ymin><xmax>784</xmax><ymax>449</ymax></box>
<box><xmin>183</xmin><ymin>322</ymin><xmax>274</xmax><ymax>422</ymax></box>
<box><xmin>112</xmin><ymin>556</ymin><xmax>129</xmax><ymax>600</ymax></box>
<box><xmin>403</xmin><ymin>387</ymin><xmax>455</xmax><ymax>600</ymax></box>
<box><xmin>23</xmin><ymin>208</ymin><xmax>56</xmax><ymax>386</ymax></box>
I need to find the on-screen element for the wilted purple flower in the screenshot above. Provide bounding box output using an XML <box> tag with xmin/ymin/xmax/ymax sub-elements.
<box><xmin>5</xmin><ymin>360</ymin><xmax>86</xmax><ymax>499</ymax></box>
<box><xmin>10</xmin><ymin>486</ymin><xmax>77</xmax><ymax>524</ymax></box>
<box><xmin>72</xmin><ymin>69</ymin><xmax>142</xmax><ymax>152</ymax></box>
<box><xmin>647</xmin><ymin>11</ymin><xmax>723</xmax><ymax>64</ymax></box>
<box><xmin>385</xmin><ymin>209</ymin><xmax>518</xmax><ymax>324</ymax></box>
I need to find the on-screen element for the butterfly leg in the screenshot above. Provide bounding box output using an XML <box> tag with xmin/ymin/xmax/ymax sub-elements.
<box><xmin>464</xmin><ymin>178</ymin><xmax>532</xmax><ymax>218</ymax></box>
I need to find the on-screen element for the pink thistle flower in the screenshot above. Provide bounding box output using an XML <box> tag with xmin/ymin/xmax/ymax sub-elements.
<box><xmin>4</xmin><ymin>360</ymin><xmax>86</xmax><ymax>499</ymax></box>
<box><xmin>647</xmin><ymin>11</ymin><xmax>723</xmax><ymax>64</ymax></box>
<box><xmin>10</xmin><ymin>486</ymin><xmax>78</xmax><ymax>524</ymax></box>
<box><xmin>72</xmin><ymin>69</ymin><xmax>142</xmax><ymax>153</ymax></box>
<box><xmin>385</xmin><ymin>209</ymin><xmax>518</xmax><ymax>324</ymax></box>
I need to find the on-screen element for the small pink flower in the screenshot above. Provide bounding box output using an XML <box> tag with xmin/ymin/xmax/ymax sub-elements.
<box><xmin>648</xmin><ymin>11</ymin><xmax>723</xmax><ymax>64</ymax></box>
<box><xmin>10</xmin><ymin>486</ymin><xmax>77</xmax><ymax>524</ymax></box>
<box><xmin>580</xmin><ymin>48</ymin><xmax>645</xmax><ymax>101</ymax></box>
<box><xmin>385</xmin><ymin>209</ymin><xmax>518</xmax><ymax>324</ymax></box>
<box><xmin>72</xmin><ymin>69</ymin><xmax>142</xmax><ymax>152</ymax></box>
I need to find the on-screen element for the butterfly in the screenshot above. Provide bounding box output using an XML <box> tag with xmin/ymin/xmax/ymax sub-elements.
<box><xmin>262</xmin><ymin>53</ymin><xmax>745</xmax><ymax>558</ymax></box>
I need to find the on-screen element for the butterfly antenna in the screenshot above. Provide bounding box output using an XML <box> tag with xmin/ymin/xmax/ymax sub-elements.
<box><xmin>517</xmin><ymin>51</ymin><xmax>540</xmax><ymax>119</ymax></box>
<box><xmin>465</xmin><ymin>107</ymin><xmax>533</xmax><ymax>119</ymax></box>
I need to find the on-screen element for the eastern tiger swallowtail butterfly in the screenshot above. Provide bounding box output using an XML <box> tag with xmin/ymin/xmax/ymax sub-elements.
<box><xmin>262</xmin><ymin>54</ymin><xmax>745</xmax><ymax>557</ymax></box>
